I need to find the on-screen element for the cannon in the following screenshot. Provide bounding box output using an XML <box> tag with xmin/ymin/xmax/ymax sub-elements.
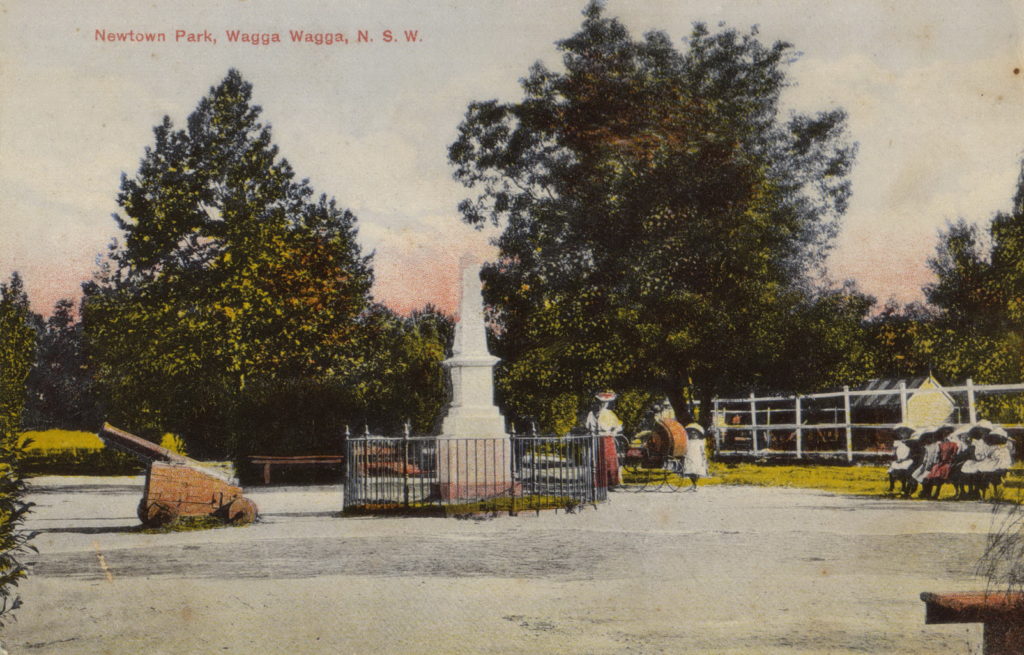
<box><xmin>99</xmin><ymin>423</ymin><xmax>258</xmax><ymax>527</ymax></box>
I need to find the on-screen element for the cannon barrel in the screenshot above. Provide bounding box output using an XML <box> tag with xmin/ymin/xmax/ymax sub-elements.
<box><xmin>98</xmin><ymin>422</ymin><xmax>191</xmax><ymax>466</ymax></box>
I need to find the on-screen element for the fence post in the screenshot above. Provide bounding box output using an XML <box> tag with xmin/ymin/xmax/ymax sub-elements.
<box><xmin>843</xmin><ymin>386</ymin><xmax>853</xmax><ymax>462</ymax></box>
<box><xmin>795</xmin><ymin>396</ymin><xmax>803</xmax><ymax>459</ymax></box>
<box><xmin>749</xmin><ymin>392</ymin><xmax>759</xmax><ymax>455</ymax></box>
<box><xmin>402</xmin><ymin>420</ymin><xmax>410</xmax><ymax>509</ymax></box>
<box><xmin>967</xmin><ymin>378</ymin><xmax>977</xmax><ymax>424</ymax></box>
<box><xmin>898</xmin><ymin>381</ymin><xmax>908</xmax><ymax>424</ymax></box>
<box><xmin>342</xmin><ymin>425</ymin><xmax>350</xmax><ymax>510</ymax></box>
<box><xmin>713</xmin><ymin>398</ymin><xmax>721</xmax><ymax>452</ymax></box>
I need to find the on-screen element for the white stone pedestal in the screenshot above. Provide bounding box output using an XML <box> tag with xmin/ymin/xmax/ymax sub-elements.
<box><xmin>435</xmin><ymin>264</ymin><xmax>515</xmax><ymax>500</ymax></box>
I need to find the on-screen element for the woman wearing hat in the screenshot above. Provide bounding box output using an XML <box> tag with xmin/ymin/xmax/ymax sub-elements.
<box><xmin>586</xmin><ymin>391</ymin><xmax>623</xmax><ymax>487</ymax></box>
<box><xmin>681</xmin><ymin>423</ymin><xmax>709</xmax><ymax>491</ymax></box>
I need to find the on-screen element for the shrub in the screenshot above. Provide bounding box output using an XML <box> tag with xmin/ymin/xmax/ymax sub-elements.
<box><xmin>159</xmin><ymin>433</ymin><xmax>188</xmax><ymax>457</ymax></box>
<box><xmin>20</xmin><ymin>449</ymin><xmax>141</xmax><ymax>477</ymax></box>
<box><xmin>0</xmin><ymin>273</ymin><xmax>36</xmax><ymax>625</ymax></box>
<box><xmin>18</xmin><ymin>429</ymin><xmax>141</xmax><ymax>476</ymax></box>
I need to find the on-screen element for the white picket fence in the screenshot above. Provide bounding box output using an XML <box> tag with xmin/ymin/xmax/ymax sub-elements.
<box><xmin>710</xmin><ymin>379</ymin><xmax>1024</xmax><ymax>462</ymax></box>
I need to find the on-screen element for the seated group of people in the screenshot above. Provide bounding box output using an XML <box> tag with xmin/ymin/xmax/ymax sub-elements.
<box><xmin>887</xmin><ymin>420</ymin><xmax>1015</xmax><ymax>500</ymax></box>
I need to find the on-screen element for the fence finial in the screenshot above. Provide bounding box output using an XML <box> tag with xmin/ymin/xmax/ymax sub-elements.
<box><xmin>344</xmin><ymin>425</ymin><xmax>350</xmax><ymax>439</ymax></box>
<box><xmin>404</xmin><ymin>420</ymin><xmax>411</xmax><ymax>438</ymax></box>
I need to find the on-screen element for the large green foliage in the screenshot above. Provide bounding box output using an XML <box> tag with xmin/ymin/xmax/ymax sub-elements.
<box><xmin>449</xmin><ymin>3</ymin><xmax>862</xmax><ymax>427</ymax></box>
<box><xmin>919</xmin><ymin>160</ymin><xmax>1024</xmax><ymax>419</ymax></box>
<box><xmin>83</xmin><ymin>70</ymin><xmax>374</xmax><ymax>457</ymax></box>
<box><xmin>864</xmin><ymin>300</ymin><xmax>938</xmax><ymax>380</ymax></box>
<box><xmin>230</xmin><ymin>304</ymin><xmax>453</xmax><ymax>480</ymax></box>
<box><xmin>0</xmin><ymin>273</ymin><xmax>37</xmax><ymax>624</ymax></box>
<box><xmin>24</xmin><ymin>299</ymin><xmax>102</xmax><ymax>430</ymax></box>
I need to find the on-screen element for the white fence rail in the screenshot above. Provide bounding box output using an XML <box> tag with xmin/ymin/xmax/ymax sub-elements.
<box><xmin>710</xmin><ymin>378</ymin><xmax>1024</xmax><ymax>462</ymax></box>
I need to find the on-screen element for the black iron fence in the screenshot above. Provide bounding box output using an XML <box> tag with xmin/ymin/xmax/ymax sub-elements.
<box><xmin>343</xmin><ymin>433</ymin><xmax>609</xmax><ymax>514</ymax></box>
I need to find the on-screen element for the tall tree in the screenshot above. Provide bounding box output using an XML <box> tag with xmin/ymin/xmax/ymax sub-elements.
<box><xmin>83</xmin><ymin>70</ymin><xmax>373</xmax><ymax>456</ymax></box>
<box><xmin>864</xmin><ymin>300</ymin><xmax>938</xmax><ymax>380</ymax></box>
<box><xmin>24</xmin><ymin>299</ymin><xmax>101</xmax><ymax>429</ymax></box>
<box><xmin>449</xmin><ymin>3</ymin><xmax>859</xmax><ymax>426</ymax></box>
<box><xmin>0</xmin><ymin>272</ymin><xmax>37</xmax><ymax>624</ymax></box>
<box><xmin>924</xmin><ymin>160</ymin><xmax>1024</xmax><ymax>398</ymax></box>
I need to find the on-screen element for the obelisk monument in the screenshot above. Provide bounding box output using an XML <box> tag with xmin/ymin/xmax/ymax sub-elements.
<box><xmin>436</xmin><ymin>262</ymin><xmax>514</xmax><ymax>500</ymax></box>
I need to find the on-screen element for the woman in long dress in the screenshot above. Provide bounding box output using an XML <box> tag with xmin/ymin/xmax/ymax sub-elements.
<box><xmin>682</xmin><ymin>423</ymin><xmax>709</xmax><ymax>491</ymax></box>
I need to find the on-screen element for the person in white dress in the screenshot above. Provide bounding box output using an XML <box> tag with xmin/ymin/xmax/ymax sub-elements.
<box><xmin>956</xmin><ymin>421</ymin><xmax>994</xmax><ymax>499</ymax></box>
<box><xmin>976</xmin><ymin>428</ymin><xmax>1013</xmax><ymax>498</ymax></box>
<box><xmin>682</xmin><ymin>423</ymin><xmax>709</xmax><ymax>491</ymax></box>
<box><xmin>912</xmin><ymin>428</ymin><xmax>940</xmax><ymax>486</ymax></box>
<box><xmin>586</xmin><ymin>391</ymin><xmax>624</xmax><ymax>486</ymax></box>
<box><xmin>887</xmin><ymin>424</ymin><xmax>916</xmax><ymax>495</ymax></box>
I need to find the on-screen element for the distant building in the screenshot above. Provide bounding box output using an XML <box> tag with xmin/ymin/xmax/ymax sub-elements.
<box><xmin>852</xmin><ymin>375</ymin><xmax>956</xmax><ymax>428</ymax></box>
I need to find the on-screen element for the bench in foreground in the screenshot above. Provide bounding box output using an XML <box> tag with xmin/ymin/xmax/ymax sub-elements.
<box><xmin>921</xmin><ymin>591</ymin><xmax>1024</xmax><ymax>655</ymax></box>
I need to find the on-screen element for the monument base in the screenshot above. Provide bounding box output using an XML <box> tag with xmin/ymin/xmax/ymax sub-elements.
<box><xmin>435</xmin><ymin>436</ymin><xmax>517</xmax><ymax>501</ymax></box>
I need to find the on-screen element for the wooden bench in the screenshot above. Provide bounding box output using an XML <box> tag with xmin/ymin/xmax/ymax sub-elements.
<box><xmin>921</xmin><ymin>592</ymin><xmax>1024</xmax><ymax>655</ymax></box>
<box><xmin>249</xmin><ymin>455</ymin><xmax>345</xmax><ymax>485</ymax></box>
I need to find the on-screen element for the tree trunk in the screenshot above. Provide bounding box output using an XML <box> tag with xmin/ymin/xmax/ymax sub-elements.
<box><xmin>665</xmin><ymin>375</ymin><xmax>693</xmax><ymax>425</ymax></box>
<box><xmin>698</xmin><ymin>388</ymin><xmax>714</xmax><ymax>429</ymax></box>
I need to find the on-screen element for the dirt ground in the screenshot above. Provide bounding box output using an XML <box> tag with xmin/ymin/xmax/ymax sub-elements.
<box><xmin>1</xmin><ymin>476</ymin><xmax>1001</xmax><ymax>654</ymax></box>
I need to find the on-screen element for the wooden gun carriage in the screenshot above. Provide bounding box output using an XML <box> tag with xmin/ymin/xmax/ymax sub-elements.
<box><xmin>99</xmin><ymin>423</ymin><xmax>258</xmax><ymax>527</ymax></box>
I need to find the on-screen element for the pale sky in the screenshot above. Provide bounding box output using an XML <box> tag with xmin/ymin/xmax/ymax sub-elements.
<box><xmin>2</xmin><ymin>0</ymin><xmax>1023</xmax><ymax>316</ymax></box>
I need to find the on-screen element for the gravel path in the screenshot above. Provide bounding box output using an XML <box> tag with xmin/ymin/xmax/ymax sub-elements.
<box><xmin>3</xmin><ymin>476</ymin><xmax>1001</xmax><ymax>654</ymax></box>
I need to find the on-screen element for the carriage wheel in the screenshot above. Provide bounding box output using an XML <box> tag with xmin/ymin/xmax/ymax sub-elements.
<box><xmin>621</xmin><ymin>448</ymin><xmax>656</xmax><ymax>490</ymax></box>
<box><xmin>224</xmin><ymin>497</ymin><xmax>258</xmax><ymax>525</ymax></box>
<box><xmin>138</xmin><ymin>499</ymin><xmax>179</xmax><ymax>528</ymax></box>
<box><xmin>664</xmin><ymin>460</ymin><xmax>688</xmax><ymax>492</ymax></box>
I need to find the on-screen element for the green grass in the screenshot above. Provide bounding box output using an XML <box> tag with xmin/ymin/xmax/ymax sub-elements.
<box><xmin>342</xmin><ymin>495</ymin><xmax>583</xmax><ymax>517</ymax></box>
<box><xmin>139</xmin><ymin>515</ymin><xmax>242</xmax><ymax>534</ymax></box>
<box><xmin>622</xmin><ymin>462</ymin><xmax>1024</xmax><ymax>501</ymax></box>
<box><xmin>707</xmin><ymin>462</ymin><xmax>887</xmax><ymax>495</ymax></box>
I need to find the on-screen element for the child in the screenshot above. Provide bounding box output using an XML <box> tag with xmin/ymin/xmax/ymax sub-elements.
<box><xmin>921</xmin><ymin>425</ymin><xmax>961</xmax><ymax>499</ymax></box>
<box><xmin>977</xmin><ymin>428</ymin><xmax>1013</xmax><ymax>498</ymax></box>
<box><xmin>911</xmin><ymin>429</ymin><xmax>939</xmax><ymax>497</ymax></box>
<box><xmin>887</xmin><ymin>424</ymin><xmax>916</xmax><ymax>495</ymax></box>
<box><xmin>956</xmin><ymin>421</ymin><xmax>994</xmax><ymax>500</ymax></box>
<box><xmin>682</xmin><ymin>423</ymin><xmax>709</xmax><ymax>491</ymax></box>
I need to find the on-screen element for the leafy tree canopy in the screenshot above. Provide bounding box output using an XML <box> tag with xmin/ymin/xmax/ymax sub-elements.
<box><xmin>449</xmin><ymin>2</ymin><xmax>861</xmax><ymax>427</ymax></box>
<box><xmin>923</xmin><ymin>160</ymin><xmax>1024</xmax><ymax>395</ymax></box>
<box><xmin>24</xmin><ymin>299</ymin><xmax>102</xmax><ymax>430</ymax></box>
<box><xmin>83</xmin><ymin>70</ymin><xmax>373</xmax><ymax>455</ymax></box>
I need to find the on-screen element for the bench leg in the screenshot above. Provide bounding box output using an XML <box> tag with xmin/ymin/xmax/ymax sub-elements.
<box><xmin>263</xmin><ymin>463</ymin><xmax>271</xmax><ymax>485</ymax></box>
<box><xmin>983</xmin><ymin>618</ymin><xmax>1023</xmax><ymax>655</ymax></box>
